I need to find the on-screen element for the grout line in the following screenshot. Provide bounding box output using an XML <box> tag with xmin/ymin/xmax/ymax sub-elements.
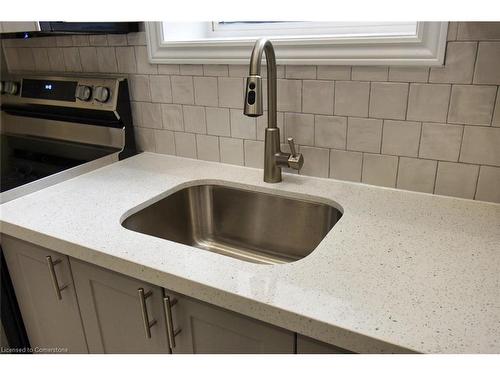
<box><xmin>300</xmin><ymin>79</ymin><xmax>304</xmax><ymax>113</ymax></box>
<box><xmin>490</xmin><ymin>86</ymin><xmax>499</xmax><ymax>126</ymax></box>
<box><xmin>394</xmin><ymin>156</ymin><xmax>401</xmax><ymax>187</ymax></box>
<box><xmin>202</xmin><ymin>106</ymin><xmax>207</xmax><ymax>134</ymax></box>
<box><xmin>146</xmin><ymin>74</ymin><xmax>154</xmax><ymax>102</ymax></box>
<box><xmin>216</xmin><ymin>76</ymin><xmax>221</xmax><ymax>107</ymax></box>
<box><xmin>417</xmin><ymin>122</ymin><xmax>423</xmax><ymax>157</ymax></box>
<box><xmin>192</xmin><ymin>76</ymin><xmax>199</xmax><ymax>106</ymax></box>
<box><xmin>366</xmin><ymin>81</ymin><xmax>372</xmax><ymax>118</ymax></box>
<box><xmin>345</xmin><ymin>117</ymin><xmax>351</xmax><ymax>152</ymax></box>
<box><xmin>173</xmin><ymin>131</ymin><xmax>179</xmax><ymax>157</ymax></box>
<box><xmin>429</xmin><ymin>159</ymin><xmax>437</xmax><ymax>193</ymax></box>
<box><xmin>167</xmin><ymin>75</ymin><xmax>173</xmax><ymax>104</ymax></box>
<box><xmin>343</xmin><ymin>116</ymin><xmax>348</xmax><ymax>150</ymax></box>
<box><xmin>332</xmin><ymin>80</ymin><xmax>336</xmax><ymax>115</ymax></box>
<box><xmin>473</xmin><ymin>165</ymin><xmax>481</xmax><ymax>200</ymax></box>
<box><xmin>456</xmin><ymin>125</ymin><xmax>465</xmax><ymax>163</ymax></box>
<box><xmin>445</xmin><ymin>84</ymin><xmax>453</xmax><ymax>124</ymax></box>
<box><xmin>360</xmin><ymin>152</ymin><xmax>365</xmax><ymax>183</ymax></box>
<box><xmin>312</xmin><ymin>114</ymin><xmax>316</xmax><ymax>147</ymax></box>
<box><xmin>188</xmin><ymin>76</ymin><xmax>195</xmax><ymax>105</ymax></box>
<box><xmin>404</xmin><ymin>82</ymin><xmax>411</xmax><ymax>121</ymax></box>
<box><xmin>238</xmin><ymin>139</ymin><xmax>247</xmax><ymax>166</ymax></box>
<box><xmin>194</xmin><ymin>133</ymin><xmax>200</xmax><ymax>159</ymax></box>
<box><xmin>216</xmin><ymin>136</ymin><xmax>221</xmax><ymax>162</ymax></box>
<box><xmin>378</xmin><ymin>120</ymin><xmax>386</xmax><ymax>154</ymax></box>
<box><xmin>326</xmin><ymin>147</ymin><xmax>331</xmax><ymax>178</ymax></box>
<box><xmin>379</xmin><ymin>119</ymin><xmax>384</xmax><ymax>153</ymax></box>
<box><xmin>471</xmin><ymin>41</ymin><xmax>480</xmax><ymax>84</ymax></box>
<box><xmin>228</xmin><ymin>107</ymin><xmax>233</xmax><ymax>137</ymax></box>
<box><xmin>328</xmin><ymin>147</ymin><xmax>334</xmax><ymax>178</ymax></box>
<box><xmin>240</xmin><ymin>138</ymin><xmax>246</xmax><ymax>166</ymax></box>
<box><xmin>432</xmin><ymin>161</ymin><xmax>440</xmax><ymax>194</ymax></box>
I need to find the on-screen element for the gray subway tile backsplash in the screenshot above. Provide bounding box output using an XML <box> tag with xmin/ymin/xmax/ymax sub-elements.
<box><xmin>2</xmin><ymin>22</ymin><xmax>500</xmax><ymax>203</ymax></box>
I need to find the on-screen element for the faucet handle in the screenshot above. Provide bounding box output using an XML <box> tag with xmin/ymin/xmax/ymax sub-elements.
<box><xmin>287</xmin><ymin>137</ymin><xmax>298</xmax><ymax>157</ymax></box>
<box><xmin>286</xmin><ymin>137</ymin><xmax>304</xmax><ymax>170</ymax></box>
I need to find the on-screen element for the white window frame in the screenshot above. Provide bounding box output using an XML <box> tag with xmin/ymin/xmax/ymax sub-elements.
<box><xmin>146</xmin><ymin>21</ymin><xmax>448</xmax><ymax>66</ymax></box>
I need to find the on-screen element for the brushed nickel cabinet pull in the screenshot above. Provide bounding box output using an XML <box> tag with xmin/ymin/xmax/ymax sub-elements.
<box><xmin>138</xmin><ymin>288</ymin><xmax>157</xmax><ymax>339</ymax></box>
<box><xmin>46</xmin><ymin>256</ymin><xmax>68</xmax><ymax>300</ymax></box>
<box><xmin>163</xmin><ymin>296</ymin><xmax>181</xmax><ymax>349</ymax></box>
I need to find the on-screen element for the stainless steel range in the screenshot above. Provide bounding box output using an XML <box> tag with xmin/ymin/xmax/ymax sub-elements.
<box><xmin>0</xmin><ymin>74</ymin><xmax>136</xmax><ymax>350</ymax></box>
<box><xmin>0</xmin><ymin>75</ymin><xmax>136</xmax><ymax>203</ymax></box>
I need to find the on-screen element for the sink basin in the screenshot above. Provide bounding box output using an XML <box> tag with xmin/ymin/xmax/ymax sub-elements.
<box><xmin>122</xmin><ymin>184</ymin><xmax>342</xmax><ymax>264</ymax></box>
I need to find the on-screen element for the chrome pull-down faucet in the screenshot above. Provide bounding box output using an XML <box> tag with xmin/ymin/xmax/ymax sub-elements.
<box><xmin>243</xmin><ymin>38</ymin><xmax>304</xmax><ymax>183</ymax></box>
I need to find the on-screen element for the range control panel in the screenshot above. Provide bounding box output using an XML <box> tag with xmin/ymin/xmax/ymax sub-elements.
<box><xmin>22</xmin><ymin>79</ymin><xmax>78</xmax><ymax>102</ymax></box>
<box><xmin>0</xmin><ymin>75</ymin><xmax>120</xmax><ymax>110</ymax></box>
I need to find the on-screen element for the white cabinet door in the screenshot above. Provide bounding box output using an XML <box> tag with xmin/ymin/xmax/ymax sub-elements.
<box><xmin>70</xmin><ymin>259</ymin><xmax>170</xmax><ymax>353</ymax></box>
<box><xmin>0</xmin><ymin>22</ymin><xmax>40</xmax><ymax>33</ymax></box>
<box><xmin>1</xmin><ymin>236</ymin><xmax>89</xmax><ymax>353</ymax></box>
<box><xmin>296</xmin><ymin>334</ymin><xmax>353</xmax><ymax>354</ymax></box>
<box><xmin>165</xmin><ymin>290</ymin><xmax>295</xmax><ymax>354</ymax></box>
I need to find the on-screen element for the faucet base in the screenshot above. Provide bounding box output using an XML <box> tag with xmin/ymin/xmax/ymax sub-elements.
<box><xmin>263</xmin><ymin>127</ymin><xmax>282</xmax><ymax>183</ymax></box>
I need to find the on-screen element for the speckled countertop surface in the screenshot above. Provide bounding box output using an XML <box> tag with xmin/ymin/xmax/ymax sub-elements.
<box><xmin>1</xmin><ymin>152</ymin><xmax>499</xmax><ymax>353</ymax></box>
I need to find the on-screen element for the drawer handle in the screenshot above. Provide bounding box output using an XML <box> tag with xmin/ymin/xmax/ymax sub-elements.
<box><xmin>163</xmin><ymin>296</ymin><xmax>181</xmax><ymax>349</ymax></box>
<box><xmin>45</xmin><ymin>256</ymin><xmax>68</xmax><ymax>301</ymax></box>
<box><xmin>138</xmin><ymin>288</ymin><xmax>157</xmax><ymax>339</ymax></box>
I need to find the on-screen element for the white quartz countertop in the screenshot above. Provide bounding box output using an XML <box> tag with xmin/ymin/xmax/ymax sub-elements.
<box><xmin>1</xmin><ymin>152</ymin><xmax>499</xmax><ymax>353</ymax></box>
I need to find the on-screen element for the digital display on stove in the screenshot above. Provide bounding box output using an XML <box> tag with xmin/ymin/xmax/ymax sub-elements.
<box><xmin>21</xmin><ymin>79</ymin><xmax>77</xmax><ymax>102</ymax></box>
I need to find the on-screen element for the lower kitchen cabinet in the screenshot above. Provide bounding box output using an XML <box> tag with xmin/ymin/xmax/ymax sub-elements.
<box><xmin>164</xmin><ymin>290</ymin><xmax>295</xmax><ymax>354</ymax></box>
<box><xmin>1</xmin><ymin>236</ymin><xmax>88</xmax><ymax>353</ymax></box>
<box><xmin>296</xmin><ymin>334</ymin><xmax>353</xmax><ymax>354</ymax></box>
<box><xmin>69</xmin><ymin>259</ymin><xmax>170</xmax><ymax>353</ymax></box>
<box><xmin>2</xmin><ymin>236</ymin><xmax>350</xmax><ymax>354</ymax></box>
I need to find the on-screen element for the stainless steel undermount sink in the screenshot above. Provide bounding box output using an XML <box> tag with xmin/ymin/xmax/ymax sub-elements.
<box><xmin>122</xmin><ymin>184</ymin><xmax>342</xmax><ymax>265</ymax></box>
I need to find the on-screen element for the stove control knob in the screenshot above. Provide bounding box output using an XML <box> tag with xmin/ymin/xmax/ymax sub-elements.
<box><xmin>1</xmin><ymin>81</ymin><xmax>19</xmax><ymax>95</ymax></box>
<box><xmin>75</xmin><ymin>85</ymin><xmax>92</xmax><ymax>101</ymax></box>
<box><xmin>93</xmin><ymin>86</ymin><xmax>110</xmax><ymax>103</ymax></box>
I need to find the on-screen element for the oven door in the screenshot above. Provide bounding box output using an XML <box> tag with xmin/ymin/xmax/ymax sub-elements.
<box><xmin>0</xmin><ymin>111</ymin><xmax>124</xmax><ymax>201</ymax></box>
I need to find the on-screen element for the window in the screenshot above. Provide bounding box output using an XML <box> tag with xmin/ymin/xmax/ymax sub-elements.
<box><xmin>162</xmin><ymin>21</ymin><xmax>418</xmax><ymax>41</ymax></box>
<box><xmin>146</xmin><ymin>21</ymin><xmax>448</xmax><ymax>66</ymax></box>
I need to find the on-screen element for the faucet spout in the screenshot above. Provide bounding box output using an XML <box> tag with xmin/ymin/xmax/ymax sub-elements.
<box><xmin>243</xmin><ymin>38</ymin><xmax>277</xmax><ymax>128</ymax></box>
<box><xmin>243</xmin><ymin>38</ymin><xmax>303</xmax><ymax>183</ymax></box>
